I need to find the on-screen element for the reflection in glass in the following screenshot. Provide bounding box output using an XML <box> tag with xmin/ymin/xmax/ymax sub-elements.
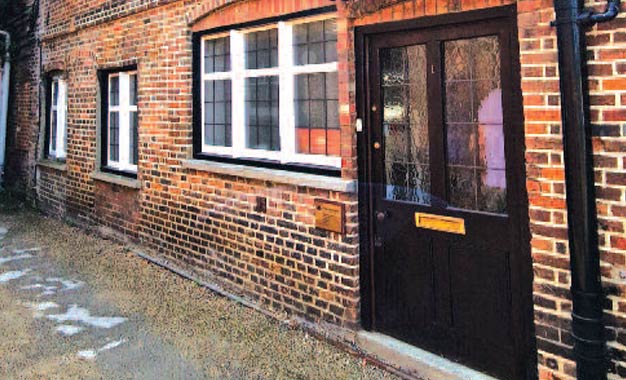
<box><xmin>444</xmin><ymin>35</ymin><xmax>506</xmax><ymax>214</ymax></box>
<box><xmin>381</xmin><ymin>44</ymin><xmax>430</xmax><ymax>205</ymax></box>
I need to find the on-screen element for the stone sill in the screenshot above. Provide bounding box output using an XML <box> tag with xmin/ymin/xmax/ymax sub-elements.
<box><xmin>37</xmin><ymin>160</ymin><xmax>67</xmax><ymax>172</ymax></box>
<box><xmin>182</xmin><ymin>159</ymin><xmax>356</xmax><ymax>193</ymax></box>
<box><xmin>91</xmin><ymin>171</ymin><xmax>141</xmax><ymax>189</ymax></box>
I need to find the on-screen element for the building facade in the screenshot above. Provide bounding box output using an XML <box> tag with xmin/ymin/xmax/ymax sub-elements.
<box><xmin>4</xmin><ymin>0</ymin><xmax>626</xmax><ymax>379</ymax></box>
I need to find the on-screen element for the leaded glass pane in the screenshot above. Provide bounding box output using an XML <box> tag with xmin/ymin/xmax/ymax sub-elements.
<box><xmin>130</xmin><ymin>74</ymin><xmax>138</xmax><ymax>106</ymax></box>
<box><xmin>204</xmin><ymin>37</ymin><xmax>231</xmax><ymax>73</ymax></box>
<box><xmin>204</xmin><ymin>79</ymin><xmax>232</xmax><ymax>147</ymax></box>
<box><xmin>130</xmin><ymin>112</ymin><xmax>138</xmax><ymax>165</ymax></box>
<box><xmin>294</xmin><ymin>72</ymin><xmax>339</xmax><ymax>156</ymax></box>
<box><xmin>246</xmin><ymin>29</ymin><xmax>278</xmax><ymax>69</ymax></box>
<box><xmin>52</xmin><ymin>81</ymin><xmax>59</xmax><ymax>106</ymax></box>
<box><xmin>109</xmin><ymin>76</ymin><xmax>119</xmax><ymax>106</ymax></box>
<box><xmin>246</xmin><ymin>77</ymin><xmax>279</xmax><ymax>151</ymax></box>
<box><xmin>444</xmin><ymin>35</ymin><xmax>506</xmax><ymax>214</ymax></box>
<box><xmin>50</xmin><ymin>110</ymin><xmax>57</xmax><ymax>152</ymax></box>
<box><xmin>294</xmin><ymin>20</ymin><xmax>337</xmax><ymax>65</ymax></box>
<box><xmin>381</xmin><ymin>44</ymin><xmax>430</xmax><ymax>205</ymax></box>
<box><xmin>109</xmin><ymin>111</ymin><xmax>120</xmax><ymax>162</ymax></box>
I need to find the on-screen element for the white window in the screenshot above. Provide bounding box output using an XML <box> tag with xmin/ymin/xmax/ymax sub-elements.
<box><xmin>200</xmin><ymin>16</ymin><xmax>340</xmax><ymax>168</ymax></box>
<box><xmin>106</xmin><ymin>71</ymin><xmax>138</xmax><ymax>173</ymax></box>
<box><xmin>48</xmin><ymin>76</ymin><xmax>67</xmax><ymax>160</ymax></box>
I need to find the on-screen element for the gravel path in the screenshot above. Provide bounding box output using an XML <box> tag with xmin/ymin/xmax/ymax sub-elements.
<box><xmin>0</xmin><ymin>199</ymin><xmax>401</xmax><ymax>380</ymax></box>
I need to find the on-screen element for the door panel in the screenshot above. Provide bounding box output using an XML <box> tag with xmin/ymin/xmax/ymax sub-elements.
<box><xmin>364</xmin><ymin>15</ymin><xmax>530</xmax><ymax>380</ymax></box>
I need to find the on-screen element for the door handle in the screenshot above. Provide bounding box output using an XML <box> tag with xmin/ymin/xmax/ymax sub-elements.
<box><xmin>376</xmin><ymin>211</ymin><xmax>389</xmax><ymax>221</ymax></box>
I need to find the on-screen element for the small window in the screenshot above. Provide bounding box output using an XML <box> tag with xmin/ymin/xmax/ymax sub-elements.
<box><xmin>102</xmin><ymin>70</ymin><xmax>138</xmax><ymax>174</ymax></box>
<box><xmin>197</xmin><ymin>16</ymin><xmax>341</xmax><ymax>169</ymax></box>
<box><xmin>47</xmin><ymin>76</ymin><xmax>67</xmax><ymax>160</ymax></box>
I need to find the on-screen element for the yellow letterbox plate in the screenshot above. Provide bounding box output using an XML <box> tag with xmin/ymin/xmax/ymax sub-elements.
<box><xmin>315</xmin><ymin>200</ymin><xmax>345</xmax><ymax>234</ymax></box>
<box><xmin>415</xmin><ymin>212</ymin><xmax>466</xmax><ymax>235</ymax></box>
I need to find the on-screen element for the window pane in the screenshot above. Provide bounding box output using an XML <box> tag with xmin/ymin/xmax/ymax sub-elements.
<box><xmin>294</xmin><ymin>20</ymin><xmax>337</xmax><ymax>65</ymax></box>
<box><xmin>50</xmin><ymin>110</ymin><xmax>58</xmax><ymax>152</ymax></box>
<box><xmin>52</xmin><ymin>80</ymin><xmax>59</xmax><ymax>106</ymax></box>
<box><xmin>130</xmin><ymin>74</ymin><xmax>138</xmax><ymax>106</ymax></box>
<box><xmin>204</xmin><ymin>80</ymin><xmax>232</xmax><ymax>147</ymax></box>
<box><xmin>381</xmin><ymin>44</ymin><xmax>430</xmax><ymax>205</ymax></box>
<box><xmin>444</xmin><ymin>35</ymin><xmax>506</xmax><ymax>214</ymax></box>
<box><xmin>204</xmin><ymin>37</ymin><xmax>231</xmax><ymax>73</ymax></box>
<box><xmin>294</xmin><ymin>72</ymin><xmax>339</xmax><ymax>156</ymax></box>
<box><xmin>109</xmin><ymin>111</ymin><xmax>120</xmax><ymax>162</ymax></box>
<box><xmin>109</xmin><ymin>76</ymin><xmax>119</xmax><ymax>106</ymax></box>
<box><xmin>246</xmin><ymin>77</ymin><xmax>279</xmax><ymax>151</ymax></box>
<box><xmin>246</xmin><ymin>29</ymin><xmax>278</xmax><ymax>69</ymax></box>
<box><xmin>129</xmin><ymin>112</ymin><xmax>138</xmax><ymax>165</ymax></box>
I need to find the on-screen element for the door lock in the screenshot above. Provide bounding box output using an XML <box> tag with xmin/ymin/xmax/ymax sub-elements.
<box><xmin>376</xmin><ymin>211</ymin><xmax>387</xmax><ymax>221</ymax></box>
<box><xmin>374</xmin><ymin>236</ymin><xmax>383</xmax><ymax>247</ymax></box>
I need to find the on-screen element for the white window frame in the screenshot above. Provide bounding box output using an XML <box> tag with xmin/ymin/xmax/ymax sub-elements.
<box><xmin>200</xmin><ymin>15</ymin><xmax>341</xmax><ymax>168</ymax></box>
<box><xmin>48</xmin><ymin>76</ymin><xmax>67</xmax><ymax>160</ymax></box>
<box><xmin>106</xmin><ymin>71</ymin><xmax>138</xmax><ymax>173</ymax></box>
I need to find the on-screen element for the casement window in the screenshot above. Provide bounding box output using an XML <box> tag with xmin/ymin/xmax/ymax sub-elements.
<box><xmin>102</xmin><ymin>70</ymin><xmax>138</xmax><ymax>174</ymax></box>
<box><xmin>198</xmin><ymin>16</ymin><xmax>340</xmax><ymax>169</ymax></box>
<box><xmin>47</xmin><ymin>76</ymin><xmax>67</xmax><ymax>160</ymax></box>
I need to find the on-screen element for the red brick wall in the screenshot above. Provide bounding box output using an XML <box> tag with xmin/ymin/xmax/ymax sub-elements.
<box><xmin>32</xmin><ymin>0</ymin><xmax>362</xmax><ymax>329</ymax></box>
<box><xmin>4</xmin><ymin>0</ymin><xmax>40</xmax><ymax>195</ymax></box>
<box><xmin>37</xmin><ymin>167</ymin><xmax>68</xmax><ymax>217</ymax></box>
<box><xmin>6</xmin><ymin>0</ymin><xmax>626</xmax><ymax>379</ymax></box>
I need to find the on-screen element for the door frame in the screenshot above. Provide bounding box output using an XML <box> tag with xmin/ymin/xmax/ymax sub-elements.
<box><xmin>355</xmin><ymin>4</ymin><xmax>537</xmax><ymax>378</ymax></box>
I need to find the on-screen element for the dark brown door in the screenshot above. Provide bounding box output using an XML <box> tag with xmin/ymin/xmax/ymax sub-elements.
<box><xmin>362</xmin><ymin>11</ymin><xmax>532</xmax><ymax>380</ymax></box>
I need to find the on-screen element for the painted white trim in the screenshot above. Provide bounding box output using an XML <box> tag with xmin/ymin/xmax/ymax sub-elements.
<box><xmin>56</xmin><ymin>79</ymin><xmax>67</xmax><ymax>159</ymax></box>
<box><xmin>48</xmin><ymin>77</ymin><xmax>67</xmax><ymax>160</ymax></box>
<box><xmin>106</xmin><ymin>71</ymin><xmax>138</xmax><ymax>173</ymax></box>
<box><xmin>279</xmin><ymin>22</ymin><xmax>296</xmax><ymax>164</ymax></box>
<box><xmin>231</xmin><ymin>30</ymin><xmax>245</xmax><ymax>158</ymax></box>
<box><xmin>199</xmin><ymin>17</ymin><xmax>341</xmax><ymax>169</ymax></box>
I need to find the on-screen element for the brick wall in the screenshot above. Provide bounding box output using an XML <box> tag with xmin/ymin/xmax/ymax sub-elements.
<box><xmin>516</xmin><ymin>0</ymin><xmax>626</xmax><ymax>377</ymax></box>
<box><xmin>5</xmin><ymin>0</ymin><xmax>626</xmax><ymax>379</ymax></box>
<box><xmin>3</xmin><ymin>0</ymin><xmax>40</xmax><ymax>196</ymax></box>
<box><xmin>29</xmin><ymin>0</ymin><xmax>362</xmax><ymax>329</ymax></box>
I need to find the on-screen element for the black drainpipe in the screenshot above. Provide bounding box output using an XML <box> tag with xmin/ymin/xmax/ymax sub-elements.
<box><xmin>551</xmin><ymin>0</ymin><xmax>620</xmax><ymax>378</ymax></box>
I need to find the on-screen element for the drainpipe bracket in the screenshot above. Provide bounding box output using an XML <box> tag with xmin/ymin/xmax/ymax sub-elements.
<box><xmin>577</xmin><ymin>0</ymin><xmax>620</xmax><ymax>26</ymax></box>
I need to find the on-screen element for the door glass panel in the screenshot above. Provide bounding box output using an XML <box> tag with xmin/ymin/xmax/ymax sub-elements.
<box><xmin>444</xmin><ymin>36</ymin><xmax>506</xmax><ymax>214</ymax></box>
<box><xmin>381</xmin><ymin>44</ymin><xmax>430</xmax><ymax>204</ymax></box>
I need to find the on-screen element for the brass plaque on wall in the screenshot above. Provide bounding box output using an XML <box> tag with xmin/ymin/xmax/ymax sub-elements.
<box><xmin>315</xmin><ymin>200</ymin><xmax>345</xmax><ymax>234</ymax></box>
<box><xmin>415</xmin><ymin>212</ymin><xmax>466</xmax><ymax>235</ymax></box>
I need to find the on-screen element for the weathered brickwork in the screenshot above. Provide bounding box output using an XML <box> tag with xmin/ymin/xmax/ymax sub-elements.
<box><xmin>31</xmin><ymin>0</ymin><xmax>363</xmax><ymax>329</ymax></box>
<box><xmin>37</xmin><ymin>166</ymin><xmax>68</xmax><ymax>218</ymax></box>
<box><xmin>516</xmin><ymin>0</ymin><xmax>626</xmax><ymax>377</ymax></box>
<box><xmin>4</xmin><ymin>0</ymin><xmax>626</xmax><ymax>379</ymax></box>
<box><xmin>3</xmin><ymin>0</ymin><xmax>40</xmax><ymax>196</ymax></box>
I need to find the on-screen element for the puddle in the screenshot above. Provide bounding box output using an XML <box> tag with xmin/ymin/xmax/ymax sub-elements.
<box><xmin>47</xmin><ymin>305</ymin><xmax>127</xmax><ymax>329</ymax></box>
<box><xmin>78</xmin><ymin>339</ymin><xmax>127</xmax><ymax>360</ymax></box>
<box><xmin>20</xmin><ymin>283</ymin><xmax>58</xmax><ymax>296</ymax></box>
<box><xmin>56</xmin><ymin>325</ymin><xmax>85</xmax><ymax>336</ymax></box>
<box><xmin>46</xmin><ymin>277</ymin><xmax>84</xmax><ymax>291</ymax></box>
<box><xmin>0</xmin><ymin>269</ymin><xmax>31</xmax><ymax>283</ymax></box>
<box><xmin>0</xmin><ymin>254</ymin><xmax>34</xmax><ymax>266</ymax></box>
<box><xmin>12</xmin><ymin>248</ymin><xmax>41</xmax><ymax>254</ymax></box>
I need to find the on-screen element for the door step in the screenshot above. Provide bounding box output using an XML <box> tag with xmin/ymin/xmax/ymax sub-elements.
<box><xmin>356</xmin><ymin>331</ymin><xmax>500</xmax><ymax>380</ymax></box>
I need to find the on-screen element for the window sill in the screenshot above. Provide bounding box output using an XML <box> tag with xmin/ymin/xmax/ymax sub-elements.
<box><xmin>91</xmin><ymin>171</ymin><xmax>141</xmax><ymax>189</ymax></box>
<box><xmin>182</xmin><ymin>159</ymin><xmax>356</xmax><ymax>193</ymax></box>
<box><xmin>37</xmin><ymin>159</ymin><xmax>67</xmax><ymax>172</ymax></box>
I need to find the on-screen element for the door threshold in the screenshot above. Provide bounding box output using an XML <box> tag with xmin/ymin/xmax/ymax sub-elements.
<box><xmin>356</xmin><ymin>331</ymin><xmax>500</xmax><ymax>380</ymax></box>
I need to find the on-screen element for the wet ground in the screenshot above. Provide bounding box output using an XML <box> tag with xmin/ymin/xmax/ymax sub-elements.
<box><xmin>0</xmin><ymin>198</ymin><xmax>400</xmax><ymax>380</ymax></box>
